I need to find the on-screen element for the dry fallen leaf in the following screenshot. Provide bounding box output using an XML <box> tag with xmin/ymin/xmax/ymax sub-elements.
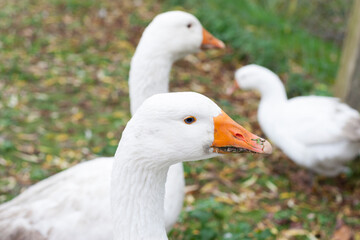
<box><xmin>331</xmin><ymin>225</ymin><xmax>353</xmax><ymax>240</ymax></box>
<box><xmin>278</xmin><ymin>229</ymin><xmax>317</xmax><ymax>240</ymax></box>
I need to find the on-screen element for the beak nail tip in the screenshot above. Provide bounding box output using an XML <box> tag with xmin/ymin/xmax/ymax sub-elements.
<box><xmin>263</xmin><ymin>140</ymin><xmax>272</xmax><ymax>154</ymax></box>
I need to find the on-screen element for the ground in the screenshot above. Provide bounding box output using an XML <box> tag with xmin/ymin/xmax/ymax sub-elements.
<box><xmin>0</xmin><ymin>0</ymin><xmax>359</xmax><ymax>239</ymax></box>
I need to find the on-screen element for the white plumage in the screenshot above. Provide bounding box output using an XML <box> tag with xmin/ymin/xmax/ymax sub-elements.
<box><xmin>234</xmin><ymin>64</ymin><xmax>360</xmax><ymax>176</ymax></box>
<box><xmin>0</xmin><ymin>158</ymin><xmax>113</xmax><ymax>240</ymax></box>
<box><xmin>0</xmin><ymin>11</ymin><xmax>225</xmax><ymax>240</ymax></box>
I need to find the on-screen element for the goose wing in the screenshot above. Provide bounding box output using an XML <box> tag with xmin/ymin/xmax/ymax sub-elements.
<box><xmin>275</xmin><ymin>96</ymin><xmax>360</xmax><ymax>145</ymax></box>
<box><xmin>0</xmin><ymin>158</ymin><xmax>113</xmax><ymax>240</ymax></box>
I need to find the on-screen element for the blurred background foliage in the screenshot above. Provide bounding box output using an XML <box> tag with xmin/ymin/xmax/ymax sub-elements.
<box><xmin>0</xmin><ymin>0</ymin><xmax>359</xmax><ymax>239</ymax></box>
<box><xmin>166</xmin><ymin>0</ymin><xmax>353</xmax><ymax>97</ymax></box>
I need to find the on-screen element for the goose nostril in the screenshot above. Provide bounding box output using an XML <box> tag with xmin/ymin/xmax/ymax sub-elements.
<box><xmin>235</xmin><ymin>133</ymin><xmax>245</xmax><ymax>141</ymax></box>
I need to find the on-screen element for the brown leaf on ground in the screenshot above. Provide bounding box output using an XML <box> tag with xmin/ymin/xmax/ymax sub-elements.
<box><xmin>331</xmin><ymin>225</ymin><xmax>354</xmax><ymax>240</ymax></box>
<box><xmin>278</xmin><ymin>229</ymin><xmax>312</xmax><ymax>240</ymax></box>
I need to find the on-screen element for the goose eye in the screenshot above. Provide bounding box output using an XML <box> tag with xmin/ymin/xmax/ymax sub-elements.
<box><xmin>187</xmin><ymin>23</ymin><xmax>192</xmax><ymax>28</ymax></box>
<box><xmin>184</xmin><ymin>116</ymin><xmax>196</xmax><ymax>124</ymax></box>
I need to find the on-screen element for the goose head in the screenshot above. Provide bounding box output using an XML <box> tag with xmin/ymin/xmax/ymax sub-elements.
<box><xmin>227</xmin><ymin>64</ymin><xmax>284</xmax><ymax>97</ymax></box>
<box><xmin>119</xmin><ymin>92</ymin><xmax>272</xmax><ymax>166</ymax></box>
<box><xmin>137</xmin><ymin>11</ymin><xmax>225</xmax><ymax>61</ymax></box>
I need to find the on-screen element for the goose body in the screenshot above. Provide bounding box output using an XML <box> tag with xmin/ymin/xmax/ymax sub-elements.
<box><xmin>0</xmin><ymin>11</ymin><xmax>225</xmax><ymax>239</ymax></box>
<box><xmin>234</xmin><ymin>64</ymin><xmax>360</xmax><ymax>176</ymax></box>
<box><xmin>0</xmin><ymin>158</ymin><xmax>113</xmax><ymax>240</ymax></box>
<box><xmin>110</xmin><ymin>92</ymin><xmax>272</xmax><ymax>240</ymax></box>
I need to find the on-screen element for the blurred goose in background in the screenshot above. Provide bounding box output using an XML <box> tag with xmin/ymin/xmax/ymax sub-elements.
<box><xmin>0</xmin><ymin>11</ymin><xmax>224</xmax><ymax>240</ymax></box>
<box><xmin>230</xmin><ymin>64</ymin><xmax>360</xmax><ymax>177</ymax></box>
<box><xmin>129</xmin><ymin>11</ymin><xmax>225</xmax><ymax>114</ymax></box>
<box><xmin>111</xmin><ymin>92</ymin><xmax>271</xmax><ymax>239</ymax></box>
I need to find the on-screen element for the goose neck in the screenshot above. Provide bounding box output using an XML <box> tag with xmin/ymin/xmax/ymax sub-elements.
<box><xmin>258</xmin><ymin>80</ymin><xmax>287</xmax><ymax>105</ymax></box>
<box><xmin>111</xmin><ymin>146</ymin><xmax>169</xmax><ymax>240</ymax></box>
<box><xmin>129</xmin><ymin>52</ymin><xmax>174</xmax><ymax>115</ymax></box>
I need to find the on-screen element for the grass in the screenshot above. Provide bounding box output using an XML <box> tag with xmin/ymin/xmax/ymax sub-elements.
<box><xmin>0</xmin><ymin>0</ymin><xmax>359</xmax><ymax>239</ymax></box>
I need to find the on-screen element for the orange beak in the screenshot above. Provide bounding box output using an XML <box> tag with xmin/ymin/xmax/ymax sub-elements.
<box><xmin>201</xmin><ymin>28</ymin><xmax>225</xmax><ymax>49</ymax></box>
<box><xmin>225</xmin><ymin>80</ymin><xmax>239</xmax><ymax>95</ymax></box>
<box><xmin>211</xmin><ymin>111</ymin><xmax>272</xmax><ymax>154</ymax></box>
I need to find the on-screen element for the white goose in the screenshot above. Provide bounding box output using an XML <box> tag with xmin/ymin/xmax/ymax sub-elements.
<box><xmin>231</xmin><ymin>64</ymin><xmax>360</xmax><ymax>176</ymax></box>
<box><xmin>0</xmin><ymin>11</ymin><xmax>225</xmax><ymax>240</ymax></box>
<box><xmin>110</xmin><ymin>92</ymin><xmax>272</xmax><ymax>240</ymax></box>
